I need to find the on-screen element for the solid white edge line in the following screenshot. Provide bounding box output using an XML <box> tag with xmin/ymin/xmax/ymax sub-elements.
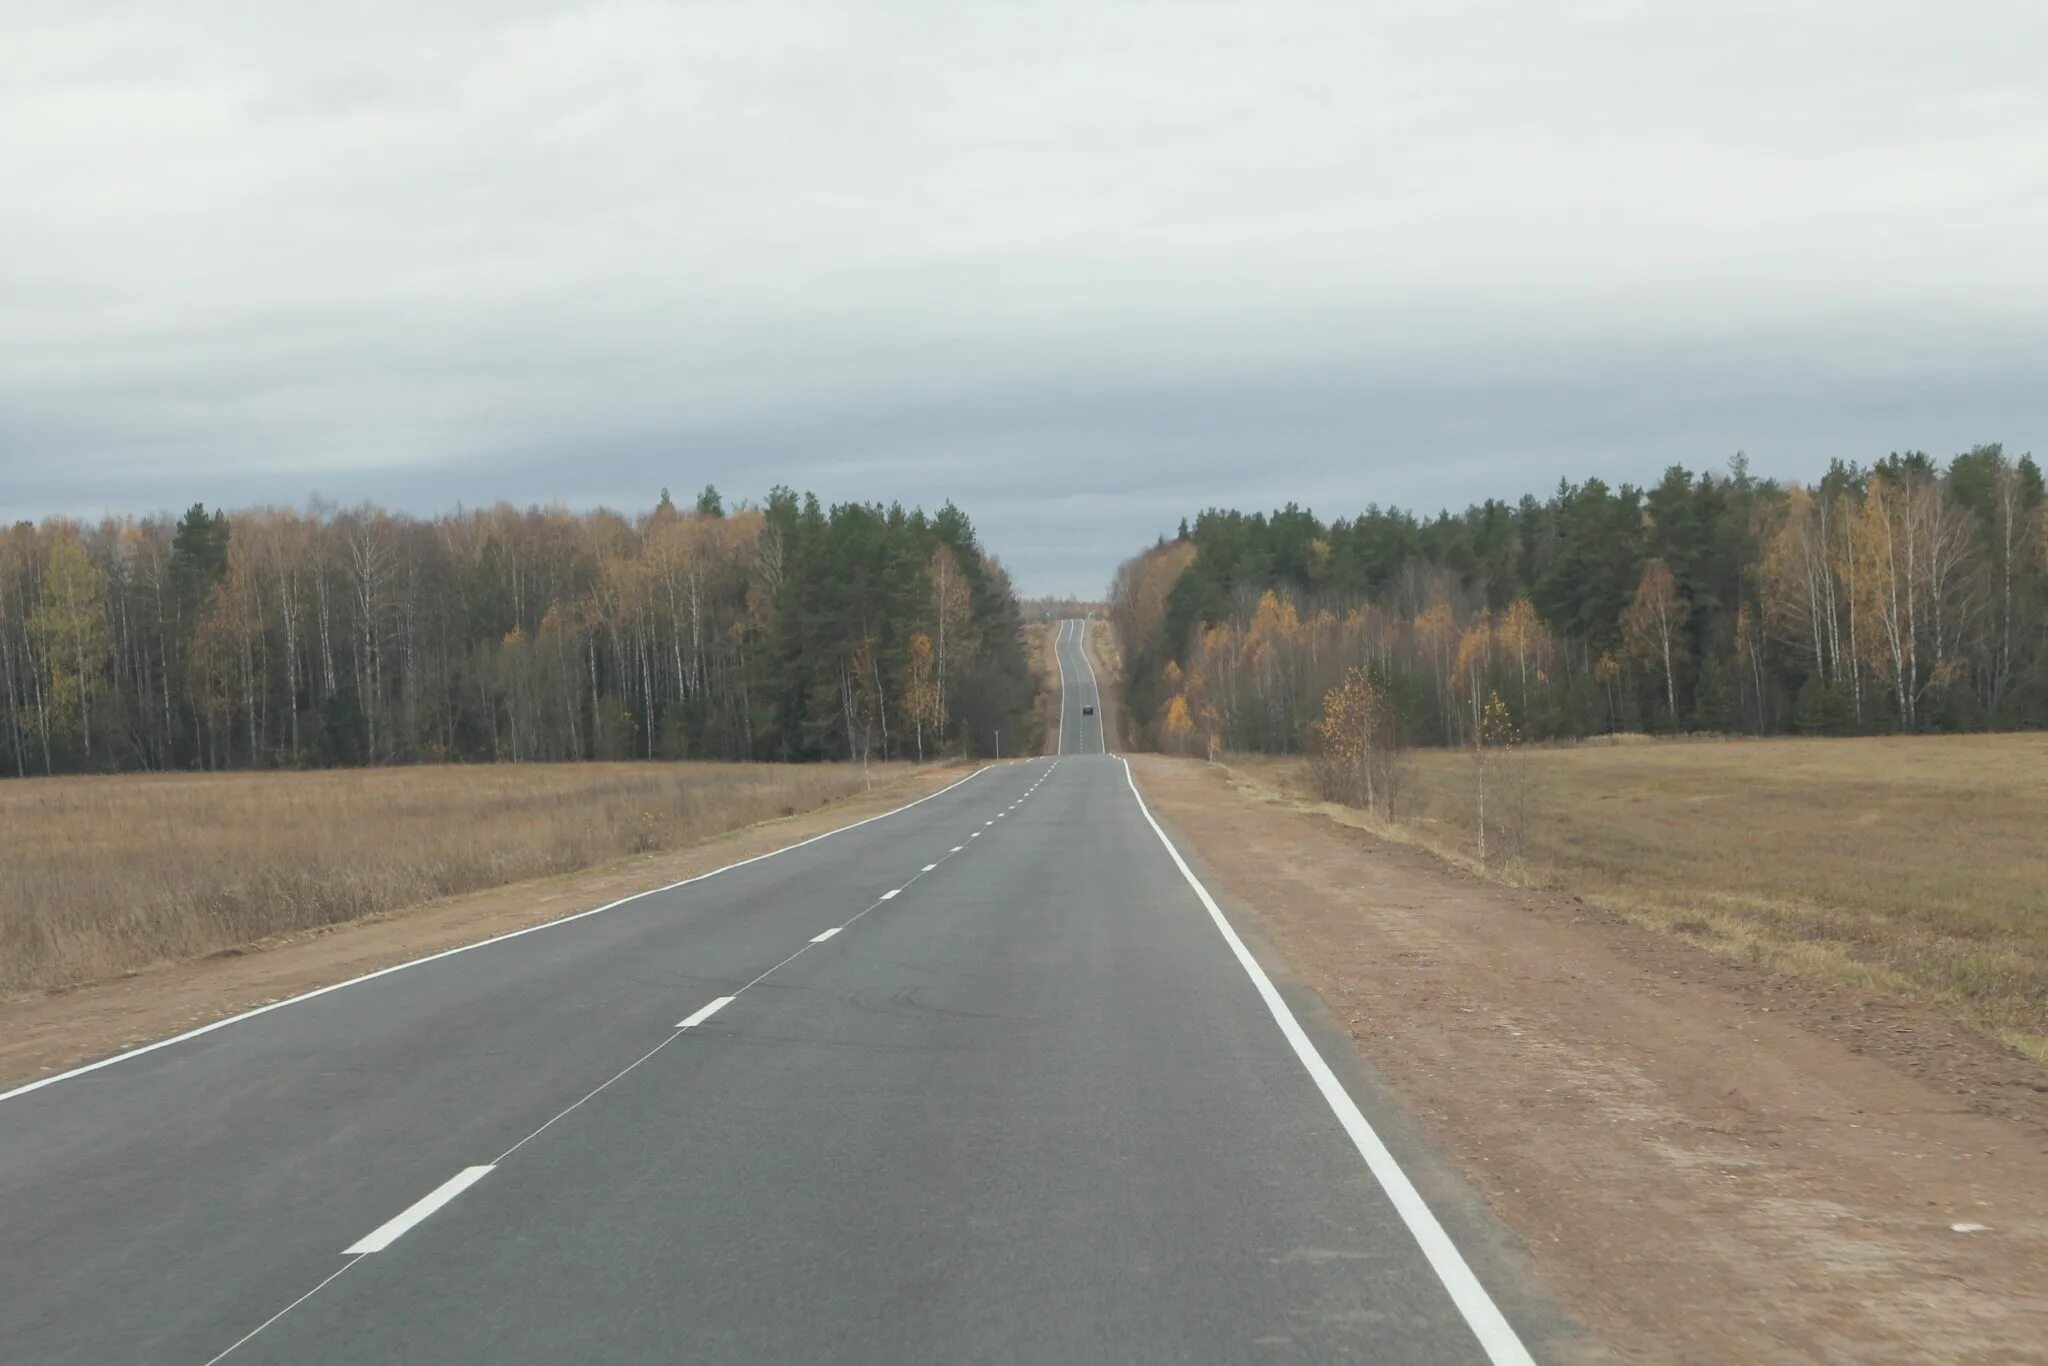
<box><xmin>342</xmin><ymin>1165</ymin><xmax>496</xmax><ymax>1255</ymax></box>
<box><xmin>1117</xmin><ymin>756</ymin><xmax>1535</xmax><ymax>1366</ymax></box>
<box><xmin>1</xmin><ymin>763</ymin><xmax>993</xmax><ymax>1106</ymax></box>
<box><xmin>677</xmin><ymin>995</ymin><xmax>735</xmax><ymax>1029</ymax></box>
<box><xmin>810</xmin><ymin>927</ymin><xmax>842</xmax><ymax>943</ymax></box>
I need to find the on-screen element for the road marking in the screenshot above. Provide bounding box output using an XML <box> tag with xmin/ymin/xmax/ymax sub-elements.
<box><xmin>1117</xmin><ymin>757</ymin><xmax>1535</xmax><ymax>1366</ymax></box>
<box><xmin>810</xmin><ymin>927</ymin><xmax>842</xmax><ymax>943</ymax></box>
<box><xmin>343</xmin><ymin>1165</ymin><xmax>496</xmax><ymax>1255</ymax></box>
<box><xmin>211</xmin><ymin>1017</ymin><xmax>687</xmax><ymax>1359</ymax></box>
<box><xmin>200</xmin><ymin>1260</ymin><xmax>361</xmax><ymax>1365</ymax></box>
<box><xmin>2</xmin><ymin>765</ymin><xmax>995</xmax><ymax>1106</ymax></box>
<box><xmin>922</xmin><ymin>863</ymin><xmax>938</xmax><ymax>872</ymax></box>
<box><xmin>970</xmin><ymin>832</ymin><xmax>980</xmax><ymax>838</ymax></box>
<box><xmin>677</xmin><ymin>996</ymin><xmax>736</xmax><ymax>1029</ymax></box>
<box><xmin>951</xmin><ymin>845</ymin><xmax>963</xmax><ymax>852</ymax></box>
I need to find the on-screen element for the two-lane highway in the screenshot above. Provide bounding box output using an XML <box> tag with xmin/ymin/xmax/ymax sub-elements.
<box><xmin>1</xmin><ymin>620</ymin><xmax>1538</xmax><ymax>1363</ymax></box>
<box><xmin>1053</xmin><ymin>615</ymin><xmax>1107</xmax><ymax>755</ymax></box>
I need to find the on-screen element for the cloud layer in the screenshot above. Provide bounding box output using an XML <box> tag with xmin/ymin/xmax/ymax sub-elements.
<box><xmin>6</xmin><ymin>1</ymin><xmax>2045</xmax><ymax>593</ymax></box>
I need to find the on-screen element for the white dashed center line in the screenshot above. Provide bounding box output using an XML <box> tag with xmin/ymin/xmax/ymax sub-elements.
<box><xmin>677</xmin><ymin>996</ymin><xmax>735</xmax><ymax>1029</ymax></box>
<box><xmin>342</xmin><ymin>1166</ymin><xmax>496</xmax><ymax>1256</ymax></box>
<box><xmin>201</xmin><ymin>758</ymin><xmax>1026</xmax><ymax>1363</ymax></box>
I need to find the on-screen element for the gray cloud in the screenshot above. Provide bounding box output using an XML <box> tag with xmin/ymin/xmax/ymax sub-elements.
<box><xmin>5</xmin><ymin>1</ymin><xmax>2045</xmax><ymax>595</ymax></box>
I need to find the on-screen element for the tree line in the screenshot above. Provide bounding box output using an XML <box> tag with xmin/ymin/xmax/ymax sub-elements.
<box><xmin>1111</xmin><ymin>445</ymin><xmax>2047</xmax><ymax>753</ymax></box>
<box><xmin>0</xmin><ymin>486</ymin><xmax>1036</xmax><ymax>776</ymax></box>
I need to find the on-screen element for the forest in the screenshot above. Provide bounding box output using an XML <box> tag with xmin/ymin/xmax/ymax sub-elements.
<box><xmin>0</xmin><ymin>486</ymin><xmax>1035</xmax><ymax>776</ymax></box>
<box><xmin>1111</xmin><ymin>445</ymin><xmax>2047</xmax><ymax>754</ymax></box>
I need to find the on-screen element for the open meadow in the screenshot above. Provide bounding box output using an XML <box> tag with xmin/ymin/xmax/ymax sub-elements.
<box><xmin>0</xmin><ymin>761</ymin><xmax>920</xmax><ymax>996</ymax></box>
<box><xmin>1234</xmin><ymin>733</ymin><xmax>2048</xmax><ymax>1058</ymax></box>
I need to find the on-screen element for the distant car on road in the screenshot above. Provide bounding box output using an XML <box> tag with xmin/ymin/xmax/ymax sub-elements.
<box><xmin>1083</xmin><ymin>704</ymin><xmax>1095</xmax><ymax>715</ymax></box>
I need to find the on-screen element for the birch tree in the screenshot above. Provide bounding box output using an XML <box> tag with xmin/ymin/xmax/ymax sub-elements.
<box><xmin>1621</xmin><ymin>559</ymin><xmax>1686</xmax><ymax>723</ymax></box>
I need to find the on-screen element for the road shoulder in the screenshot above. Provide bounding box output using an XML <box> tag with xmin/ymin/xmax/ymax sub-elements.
<box><xmin>1128</xmin><ymin>754</ymin><xmax>2048</xmax><ymax>1364</ymax></box>
<box><xmin>1129</xmin><ymin>762</ymin><xmax>1605</xmax><ymax>1366</ymax></box>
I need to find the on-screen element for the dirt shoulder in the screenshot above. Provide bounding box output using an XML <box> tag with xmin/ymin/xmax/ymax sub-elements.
<box><xmin>1131</xmin><ymin>755</ymin><xmax>2048</xmax><ymax>1365</ymax></box>
<box><xmin>0</xmin><ymin>763</ymin><xmax>983</xmax><ymax>1091</ymax></box>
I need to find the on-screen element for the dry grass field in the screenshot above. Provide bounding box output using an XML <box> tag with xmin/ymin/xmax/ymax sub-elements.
<box><xmin>1233</xmin><ymin>734</ymin><xmax>2048</xmax><ymax>1058</ymax></box>
<box><xmin>0</xmin><ymin>761</ymin><xmax>921</xmax><ymax>995</ymax></box>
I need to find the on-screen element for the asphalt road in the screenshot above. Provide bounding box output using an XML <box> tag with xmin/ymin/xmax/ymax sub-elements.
<box><xmin>0</xmin><ymin>619</ymin><xmax>1537</xmax><ymax>1364</ymax></box>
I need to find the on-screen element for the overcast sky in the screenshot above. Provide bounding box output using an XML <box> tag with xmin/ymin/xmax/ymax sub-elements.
<box><xmin>5</xmin><ymin>2</ymin><xmax>2044</xmax><ymax>595</ymax></box>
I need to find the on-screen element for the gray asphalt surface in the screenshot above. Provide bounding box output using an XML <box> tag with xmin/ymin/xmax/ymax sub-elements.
<box><xmin>0</xmin><ymin>619</ymin><xmax>1529</xmax><ymax>1364</ymax></box>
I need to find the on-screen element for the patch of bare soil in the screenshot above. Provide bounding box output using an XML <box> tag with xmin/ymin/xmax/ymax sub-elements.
<box><xmin>0</xmin><ymin>764</ymin><xmax>982</xmax><ymax>1091</ymax></box>
<box><xmin>1132</xmin><ymin>755</ymin><xmax>2048</xmax><ymax>1365</ymax></box>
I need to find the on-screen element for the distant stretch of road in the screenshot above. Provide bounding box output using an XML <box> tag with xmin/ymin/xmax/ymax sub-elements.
<box><xmin>1052</xmin><ymin>615</ymin><xmax>1107</xmax><ymax>755</ymax></box>
<box><xmin>0</xmin><ymin>620</ymin><xmax>1537</xmax><ymax>1363</ymax></box>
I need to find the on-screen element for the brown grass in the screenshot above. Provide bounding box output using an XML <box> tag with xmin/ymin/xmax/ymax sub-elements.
<box><xmin>1228</xmin><ymin>734</ymin><xmax>2048</xmax><ymax>1059</ymax></box>
<box><xmin>0</xmin><ymin>761</ymin><xmax>927</xmax><ymax>995</ymax></box>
